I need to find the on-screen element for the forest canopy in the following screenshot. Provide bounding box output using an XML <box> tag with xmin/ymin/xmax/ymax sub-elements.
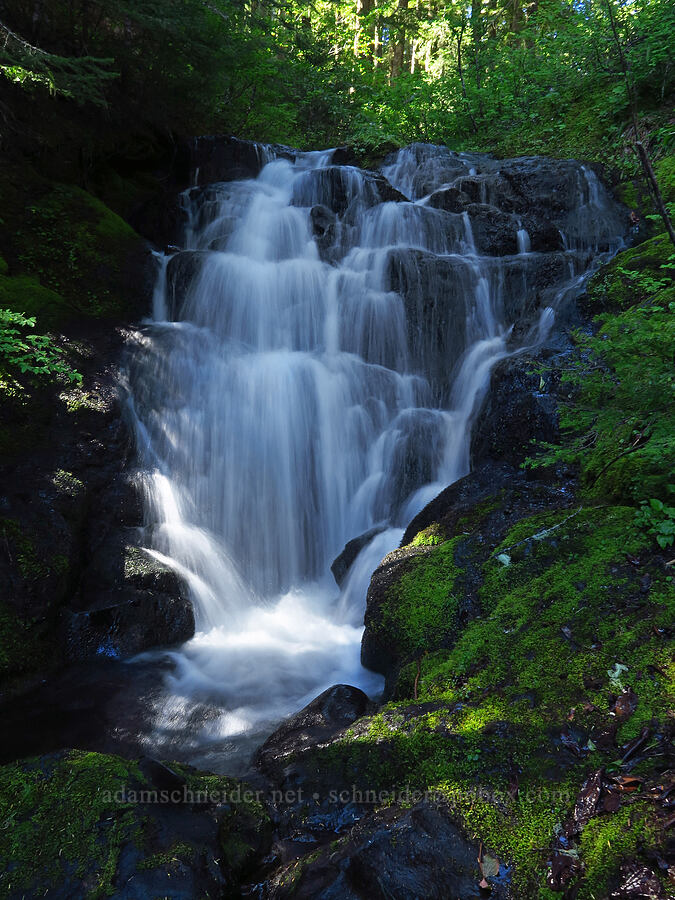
<box><xmin>0</xmin><ymin>0</ymin><xmax>673</xmax><ymax>163</ymax></box>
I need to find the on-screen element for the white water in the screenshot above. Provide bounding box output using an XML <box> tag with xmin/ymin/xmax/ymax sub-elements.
<box><xmin>125</xmin><ymin>144</ymin><xmax>624</xmax><ymax>772</ymax></box>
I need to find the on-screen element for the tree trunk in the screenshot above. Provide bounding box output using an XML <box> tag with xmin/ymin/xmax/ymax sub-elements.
<box><xmin>636</xmin><ymin>142</ymin><xmax>675</xmax><ymax>248</ymax></box>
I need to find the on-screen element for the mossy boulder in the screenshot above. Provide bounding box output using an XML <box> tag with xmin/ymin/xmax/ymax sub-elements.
<box><xmin>256</xmin><ymin>476</ymin><xmax>673</xmax><ymax>898</ymax></box>
<box><xmin>0</xmin><ymin>159</ymin><xmax>152</xmax><ymax>327</ymax></box>
<box><xmin>330</xmin><ymin>497</ymin><xmax>674</xmax><ymax>897</ymax></box>
<box><xmin>581</xmin><ymin>230</ymin><xmax>673</xmax><ymax>314</ymax></box>
<box><xmin>0</xmin><ymin>749</ymin><xmax>272</xmax><ymax>899</ymax></box>
<box><xmin>362</xmin><ymin>464</ymin><xmax>571</xmax><ymax>692</ymax></box>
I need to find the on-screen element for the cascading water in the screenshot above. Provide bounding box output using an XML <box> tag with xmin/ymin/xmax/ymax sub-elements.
<box><xmin>125</xmin><ymin>143</ymin><xmax>626</xmax><ymax>772</ymax></box>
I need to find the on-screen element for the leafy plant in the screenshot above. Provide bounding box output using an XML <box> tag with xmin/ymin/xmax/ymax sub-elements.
<box><xmin>635</xmin><ymin>494</ymin><xmax>675</xmax><ymax>549</ymax></box>
<box><xmin>0</xmin><ymin>309</ymin><xmax>81</xmax><ymax>382</ymax></box>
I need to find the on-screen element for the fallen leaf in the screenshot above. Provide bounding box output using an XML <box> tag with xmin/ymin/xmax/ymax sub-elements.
<box><xmin>573</xmin><ymin>769</ymin><xmax>603</xmax><ymax>826</ymax></box>
<box><xmin>481</xmin><ymin>855</ymin><xmax>500</xmax><ymax>878</ymax></box>
<box><xmin>613</xmin><ymin>687</ymin><xmax>638</xmax><ymax>719</ymax></box>
<box><xmin>607</xmin><ymin>774</ymin><xmax>643</xmax><ymax>793</ymax></box>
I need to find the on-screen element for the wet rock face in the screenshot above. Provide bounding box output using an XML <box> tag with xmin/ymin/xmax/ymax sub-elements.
<box><xmin>264</xmin><ymin>801</ymin><xmax>509</xmax><ymax>899</ymax></box>
<box><xmin>471</xmin><ymin>353</ymin><xmax>560</xmax><ymax>467</ymax></box>
<box><xmin>0</xmin><ymin>322</ymin><xmax>194</xmax><ymax>699</ymax></box>
<box><xmin>185</xmin><ymin>135</ymin><xmax>295</xmax><ymax>186</ymax></box>
<box><xmin>65</xmin><ymin>540</ymin><xmax>194</xmax><ymax>660</ymax></box>
<box><xmin>255</xmin><ymin>684</ymin><xmax>370</xmax><ymax>778</ymax></box>
<box><xmin>331</xmin><ymin>526</ymin><xmax>386</xmax><ymax>587</ymax></box>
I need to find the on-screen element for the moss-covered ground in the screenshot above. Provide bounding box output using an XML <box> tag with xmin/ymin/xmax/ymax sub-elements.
<box><xmin>0</xmin><ymin>749</ymin><xmax>271</xmax><ymax>898</ymax></box>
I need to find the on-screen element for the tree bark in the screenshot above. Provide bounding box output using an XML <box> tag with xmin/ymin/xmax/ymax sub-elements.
<box><xmin>636</xmin><ymin>142</ymin><xmax>675</xmax><ymax>248</ymax></box>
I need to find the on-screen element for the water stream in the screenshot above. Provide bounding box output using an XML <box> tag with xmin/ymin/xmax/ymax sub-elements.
<box><xmin>125</xmin><ymin>143</ymin><xmax>625</xmax><ymax>773</ymax></box>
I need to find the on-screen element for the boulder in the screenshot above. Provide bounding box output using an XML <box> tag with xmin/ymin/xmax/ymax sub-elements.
<box><xmin>331</xmin><ymin>526</ymin><xmax>386</xmax><ymax>587</ymax></box>
<box><xmin>66</xmin><ymin>534</ymin><xmax>194</xmax><ymax>660</ymax></box>
<box><xmin>426</xmin><ymin>185</ymin><xmax>472</xmax><ymax>212</ymax></box>
<box><xmin>165</xmin><ymin>250</ymin><xmax>208</xmax><ymax>317</ymax></box>
<box><xmin>255</xmin><ymin>684</ymin><xmax>370</xmax><ymax>777</ymax></box>
<box><xmin>264</xmin><ymin>800</ymin><xmax>510</xmax><ymax>899</ymax></box>
<box><xmin>186</xmin><ymin>134</ymin><xmax>291</xmax><ymax>185</ymax></box>
<box><xmin>362</xmin><ymin>463</ymin><xmax>574</xmax><ymax>688</ymax></box>
<box><xmin>291</xmin><ymin>166</ymin><xmax>406</xmax><ymax>218</ymax></box>
<box><xmin>464</xmin><ymin>202</ymin><xmax>519</xmax><ymax>256</ymax></box>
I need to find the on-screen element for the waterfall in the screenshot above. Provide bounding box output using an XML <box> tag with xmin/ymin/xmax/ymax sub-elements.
<box><xmin>125</xmin><ymin>143</ymin><xmax>626</xmax><ymax>772</ymax></box>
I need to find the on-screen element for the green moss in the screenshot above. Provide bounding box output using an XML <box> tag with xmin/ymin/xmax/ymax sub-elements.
<box><xmin>0</xmin><ymin>160</ymin><xmax>144</xmax><ymax>328</ymax></box>
<box><xmin>137</xmin><ymin>841</ymin><xmax>197</xmax><ymax>871</ymax></box>
<box><xmin>578</xmin><ymin>803</ymin><xmax>661</xmax><ymax>900</ymax></box>
<box><xmin>315</xmin><ymin>504</ymin><xmax>673</xmax><ymax>895</ymax></box>
<box><xmin>0</xmin><ymin>751</ymin><xmax>144</xmax><ymax>898</ymax></box>
<box><xmin>0</xmin><ymin>752</ymin><xmax>271</xmax><ymax>897</ymax></box>
<box><xmin>0</xmin><ymin>272</ymin><xmax>68</xmax><ymax>327</ymax></box>
<box><xmin>410</xmin><ymin>523</ymin><xmax>446</xmax><ymax>546</ymax></box>
<box><xmin>584</xmin><ymin>231</ymin><xmax>673</xmax><ymax>313</ymax></box>
<box><xmin>380</xmin><ymin>536</ymin><xmax>462</xmax><ymax>661</ymax></box>
<box><xmin>654</xmin><ymin>154</ymin><xmax>675</xmax><ymax>204</ymax></box>
<box><xmin>533</xmin><ymin>238</ymin><xmax>675</xmax><ymax>505</ymax></box>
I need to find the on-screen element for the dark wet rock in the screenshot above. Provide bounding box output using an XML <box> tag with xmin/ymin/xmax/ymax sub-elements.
<box><xmin>310</xmin><ymin>204</ymin><xmax>337</xmax><ymax>237</ymax></box>
<box><xmin>186</xmin><ymin>135</ymin><xmax>291</xmax><ymax>186</ymax></box>
<box><xmin>0</xmin><ymin>315</ymin><xmax>192</xmax><ymax>700</ymax></box>
<box><xmin>524</xmin><ymin>218</ymin><xmax>566</xmax><ymax>252</ymax></box>
<box><xmin>330</xmin><ymin>146</ymin><xmax>360</xmax><ymax>167</ymax></box>
<box><xmin>139</xmin><ymin>756</ymin><xmax>188</xmax><ymax>794</ymax></box>
<box><xmin>64</xmin><ymin>576</ymin><xmax>194</xmax><ymax>661</ymax></box>
<box><xmin>0</xmin><ymin>656</ymin><xmax>169</xmax><ymax>762</ymax></box>
<box><xmin>471</xmin><ymin>353</ymin><xmax>560</xmax><ymax>467</ymax></box>
<box><xmin>291</xmin><ymin>166</ymin><xmax>406</xmax><ymax>218</ymax></box>
<box><xmin>382</xmin><ymin>144</ymin><xmax>475</xmax><ymax>199</ymax></box>
<box><xmin>64</xmin><ymin>515</ymin><xmax>195</xmax><ymax>661</ymax></box>
<box><xmin>498</xmin><ymin>156</ymin><xmax>588</xmax><ymax>214</ymax></box>
<box><xmin>310</xmin><ymin>204</ymin><xmax>338</xmax><ymax>259</ymax></box>
<box><xmin>331</xmin><ymin>526</ymin><xmax>386</xmax><ymax>587</ymax></box>
<box><xmin>129</xmin><ymin>190</ymin><xmax>188</xmax><ymax>249</ymax></box>
<box><xmin>386</xmin><ymin>248</ymin><xmax>573</xmax><ymax>401</ymax></box>
<box><xmin>256</xmin><ymin>685</ymin><xmax>370</xmax><ymax>778</ymax></box>
<box><xmin>465</xmin><ymin>202</ymin><xmax>519</xmax><ymax>255</ymax></box>
<box><xmin>166</xmin><ymin>250</ymin><xmax>208</xmax><ymax>316</ymax></box>
<box><xmin>610</xmin><ymin>864</ymin><xmax>666</xmax><ymax>899</ymax></box>
<box><xmin>426</xmin><ymin>185</ymin><xmax>472</xmax><ymax>212</ymax></box>
<box><xmin>263</xmin><ymin>800</ymin><xmax>510</xmax><ymax>899</ymax></box>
